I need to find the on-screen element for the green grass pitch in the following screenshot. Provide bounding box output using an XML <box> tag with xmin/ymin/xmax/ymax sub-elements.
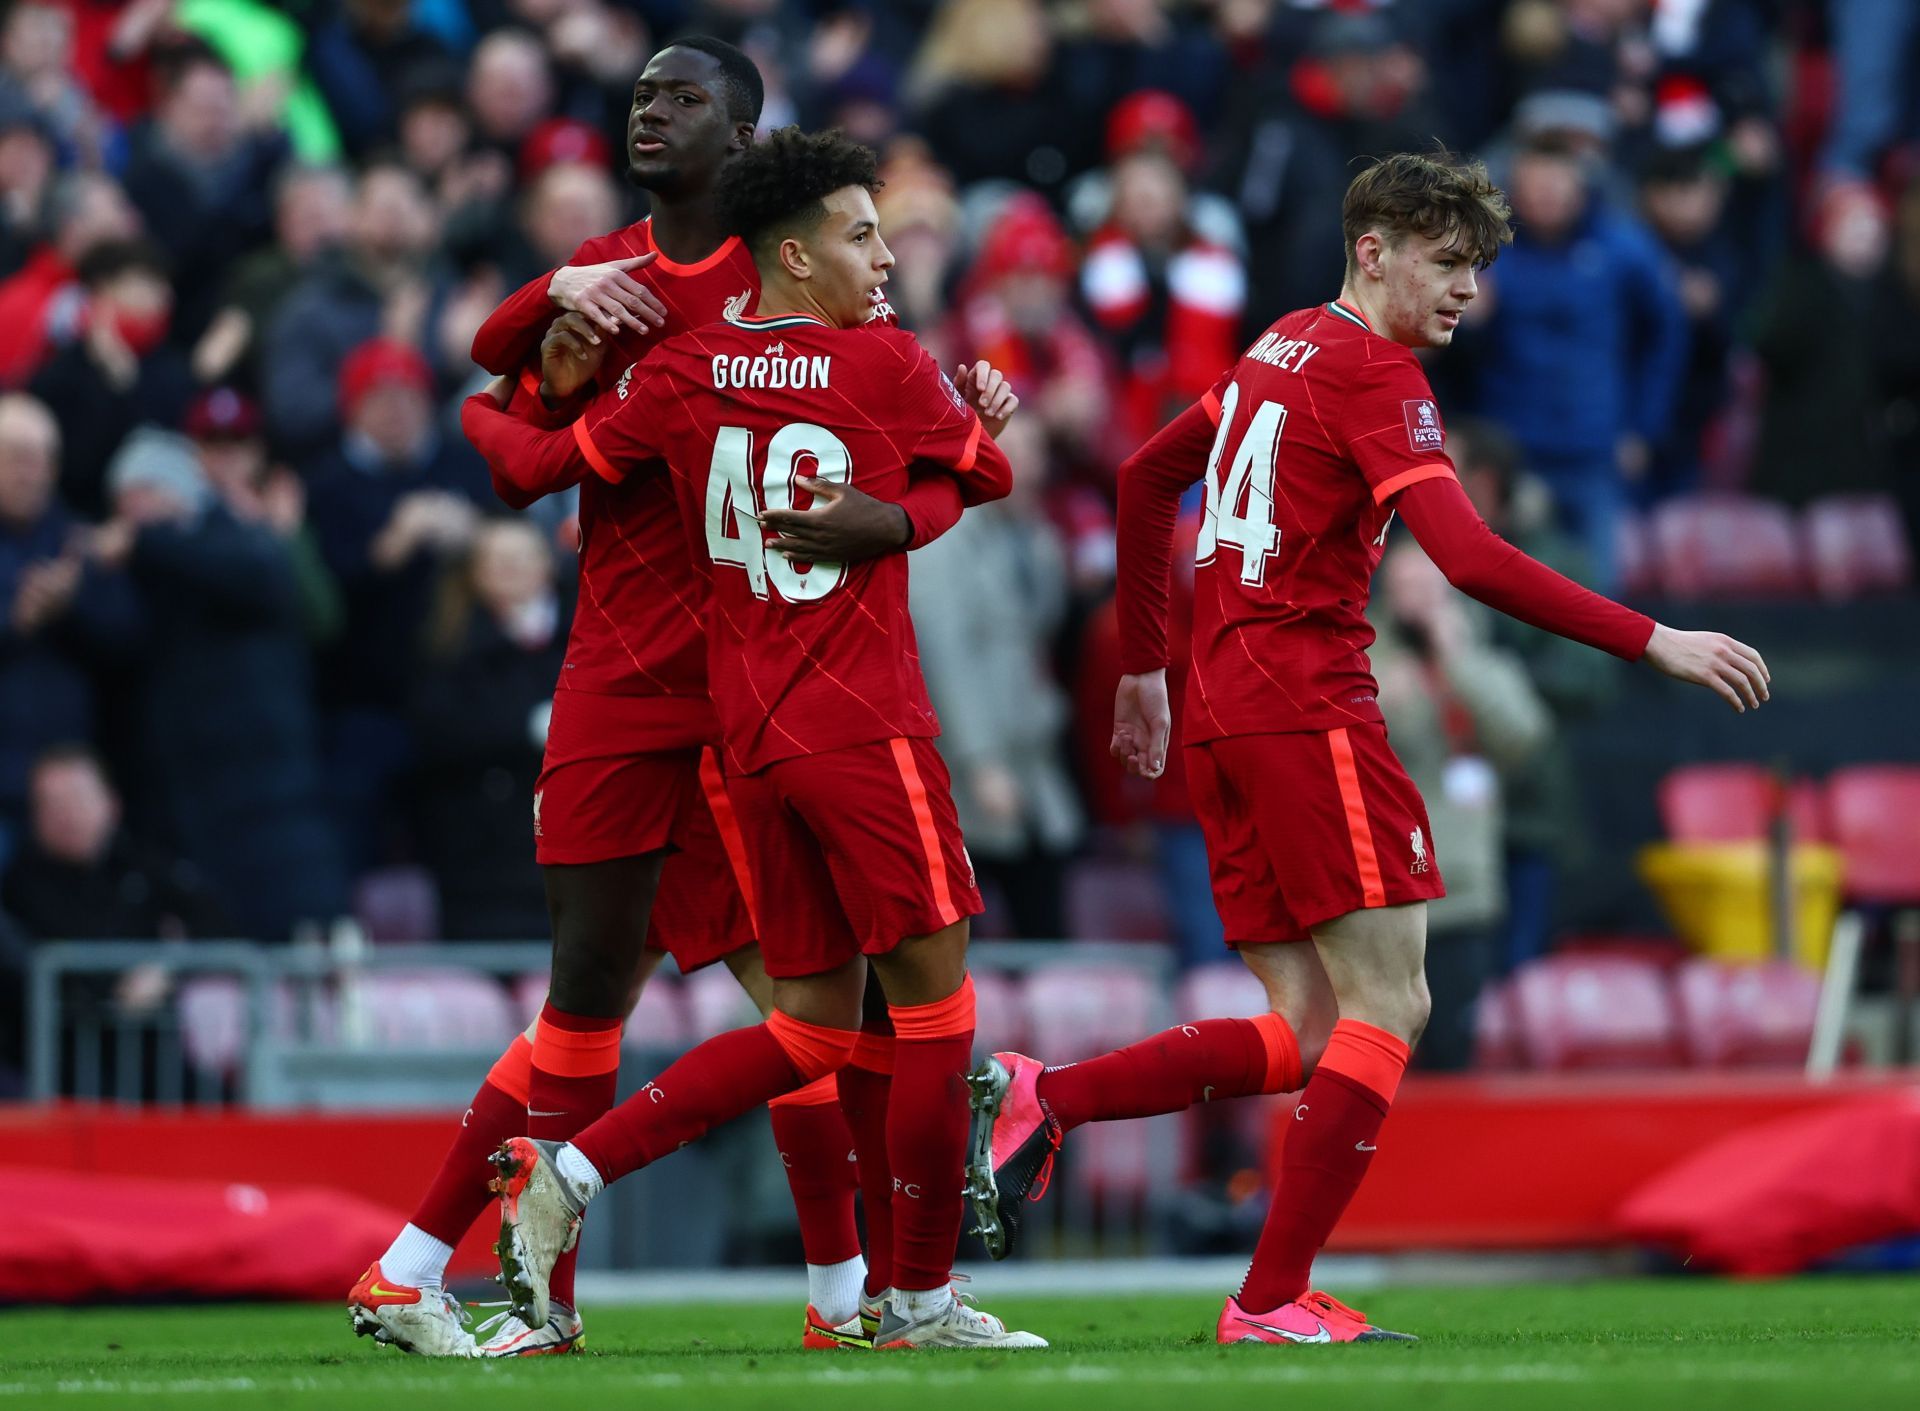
<box><xmin>2</xmin><ymin>1278</ymin><xmax>1917</xmax><ymax>1410</ymax></box>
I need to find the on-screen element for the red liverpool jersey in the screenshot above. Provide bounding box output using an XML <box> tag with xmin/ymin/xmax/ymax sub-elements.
<box><xmin>473</xmin><ymin>219</ymin><xmax>913</xmax><ymax>755</ymax></box>
<box><xmin>465</xmin><ymin>312</ymin><xmax>1011</xmax><ymax>775</ymax></box>
<box><xmin>1130</xmin><ymin>299</ymin><xmax>1460</xmax><ymax>740</ymax></box>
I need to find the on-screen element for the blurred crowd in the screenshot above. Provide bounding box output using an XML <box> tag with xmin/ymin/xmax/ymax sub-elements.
<box><xmin>2</xmin><ymin>0</ymin><xmax>1917</xmax><ymax>1069</ymax></box>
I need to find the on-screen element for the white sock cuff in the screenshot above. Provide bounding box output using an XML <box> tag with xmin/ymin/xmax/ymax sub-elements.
<box><xmin>556</xmin><ymin>1142</ymin><xmax>606</xmax><ymax>1200</ymax></box>
<box><xmin>806</xmin><ymin>1254</ymin><xmax>866</xmax><ymax>1326</ymax></box>
<box><xmin>380</xmin><ymin>1223</ymin><xmax>455</xmax><ymax>1291</ymax></box>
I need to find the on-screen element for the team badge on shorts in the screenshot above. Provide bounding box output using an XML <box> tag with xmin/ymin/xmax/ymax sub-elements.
<box><xmin>1409</xmin><ymin>827</ymin><xmax>1430</xmax><ymax>874</ymax></box>
<box><xmin>532</xmin><ymin>790</ymin><xmax>544</xmax><ymax>838</ymax></box>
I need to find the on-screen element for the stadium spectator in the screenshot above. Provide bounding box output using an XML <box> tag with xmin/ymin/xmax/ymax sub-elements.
<box><xmin>29</xmin><ymin>238</ymin><xmax>193</xmax><ymax>519</ymax></box>
<box><xmin>910</xmin><ymin>413</ymin><xmax>1082</xmax><ymax>940</ymax></box>
<box><xmin>1209</xmin><ymin>8</ymin><xmax>1438</xmax><ymax>341</ymax></box>
<box><xmin>409</xmin><ymin>516</ymin><xmax>565</xmax><ymax>941</ymax></box>
<box><xmin>118</xmin><ymin>44</ymin><xmax>289</xmax><ymax>340</ymax></box>
<box><xmin>92</xmin><ymin>426</ymin><xmax>345</xmax><ymax>940</ymax></box>
<box><xmin>1370</xmin><ymin>539</ymin><xmax>1552</xmax><ymax>1070</ymax></box>
<box><xmin>870</xmin><ymin>147</ymin><xmax>960</xmax><ymax>333</ymax></box>
<box><xmin>1450</xmin><ymin>417</ymin><xmax>1617</xmax><ymax>975</ymax></box>
<box><xmin>1637</xmin><ymin>143</ymin><xmax>1742</xmax><ymax>500</ymax></box>
<box><xmin>1748</xmin><ymin>181</ymin><xmax>1890</xmax><ymax>506</ymax></box>
<box><xmin>1</xmin><ymin>744</ymin><xmax>222</xmax><ymax>943</ymax></box>
<box><xmin>261</xmin><ymin>161</ymin><xmax>442</xmax><ymax>460</ymax></box>
<box><xmin>304</xmin><ymin>0</ymin><xmax>458</xmax><ymax>160</ymax></box>
<box><xmin>182</xmin><ymin>386</ymin><xmax>342</xmax><ymax>645</ymax></box>
<box><xmin>0</xmin><ymin>168</ymin><xmax>140</xmax><ymax>388</ymax></box>
<box><xmin>1464</xmin><ymin>132</ymin><xmax>1688</xmax><ymax>587</ymax></box>
<box><xmin>196</xmin><ymin>162</ymin><xmax>354</xmax><ymax>392</ymax></box>
<box><xmin>465</xmin><ymin>28</ymin><xmax>555</xmax><ymax>159</ymax></box>
<box><xmin>0</xmin><ymin>0</ymin><xmax>105</xmax><ymax>162</ymax></box>
<box><xmin>946</xmin><ymin>193</ymin><xmax>1121</xmax><ymax>482</ymax></box>
<box><xmin>305</xmin><ymin>337</ymin><xmax>486</xmax><ymax>864</ymax></box>
<box><xmin>1816</xmin><ymin>0</ymin><xmax>1920</xmax><ymax>187</ymax></box>
<box><xmin>906</xmin><ymin>0</ymin><xmax>1078</xmax><ymax>196</ymax></box>
<box><xmin>0</xmin><ymin>391</ymin><xmax>135</xmax><ymax>857</ymax></box>
<box><xmin>1081</xmin><ymin>148</ymin><xmax>1245</xmax><ymax>452</ymax></box>
<box><xmin>1873</xmin><ymin>175</ymin><xmax>1920</xmax><ymax>553</ymax></box>
<box><xmin>0</xmin><ymin>93</ymin><xmax>55</xmax><ymax>277</ymax></box>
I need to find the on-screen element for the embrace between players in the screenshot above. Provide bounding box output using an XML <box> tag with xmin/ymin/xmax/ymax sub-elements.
<box><xmin>348</xmin><ymin>35</ymin><xmax>1769</xmax><ymax>1357</ymax></box>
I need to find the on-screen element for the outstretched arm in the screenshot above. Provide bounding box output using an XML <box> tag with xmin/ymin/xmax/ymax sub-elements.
<box><xmin>1111</xmin><ymin>395</ymin><xmax>1219</xmax><ymax>777</ymax></box>
<box><xmin>1396</xmin><ymin>475</ymin><xmax>1770</xmax><ymax>712</ymax></box>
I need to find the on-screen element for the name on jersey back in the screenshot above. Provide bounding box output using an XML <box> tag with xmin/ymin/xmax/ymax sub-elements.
<box><xmin>711</xmin><ymin>348</ymin><xmax>833</xmax><ymax>391</ymax></box>
<box><xmin>1243</xmin><ymin>333</ymin><xmax>1321</xmax><ymax>373</ymax></box>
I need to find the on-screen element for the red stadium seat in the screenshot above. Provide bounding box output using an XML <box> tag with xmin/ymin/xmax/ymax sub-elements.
<box><xmin>177</xmin><ymin>978</ymin><xmax>324</xmax><ymax>1074</ymax></box>
<box><xmin>1509</xmin><ymin>954</ymin><xmax>1683</xmax><ymax>1070</ymax></box>
<box><xmin>1616</xmin><ymin>508</ymin><xmax>1655</xmax><ymax>598</ymax></box>
<box><xmin>969</xmin><ymin>967</ymin><xmax>1029</xmax><ymax>1061</ymax></box>
<box><xmin>682</xmin><ymin>963</ymin><xmax>759</xmax><ymax>1041</ymax></box>
<box><xmin>1824</xmin><ymin>766</ymin><xmax>1920</xmax><ymax>905</ymax></box>
<box><xmin>1471</xmin><ymin>980</ymin><xmax>1524</xmax><ymax>1070</ymax></box>
<box><xmin>1174</xmin><ymin>961</ymin><xmax>1270</xmax><ymax>1021</ymax></box>
<box><xmin>1647</xmin><ymin>495</ymin><xmax>1804</xmax><ymax>598</ymax></box>
<box><xmin>350</xmin><ymin>867</ymin><xmax>442</xmax><ymax>943</ymax></box>
<box><xmin>346</xmin><ymin>970</ymin><xmax>518</xmax><ymax>1049</ymax></box>
<box><xmin>1021</xmin><ymin>963</ymin><xmax>1161</xmax><ymax>1063</ymax></box>
<box><xmin>1802</xmin><ymin>494</ymin><xmax>1914</xmax><ymax>600</ymax></box>
<box><xmin>1658</xmin><ymin>764</ymin><xmax>1828</xmax><ymax>843</ymax></box>
<box><xmin>1064</xmin><ymin>859</ymin><xmax>1169</xmax><ymax>942</ymax></box>
<box><xmin>1672</xmin><ymin>958</ymin><xmax>1819</xmax><ymax>1067</ymax></box>
<box><xmin>622</xmin><ymin>976</ymin><xmax>690</xmax><ymax>1053</ymax></box>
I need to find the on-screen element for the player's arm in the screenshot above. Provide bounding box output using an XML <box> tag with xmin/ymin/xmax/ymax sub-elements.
<box><xmin>461</xmin><ymin>362</ymin><xmax>663</xmax><ymax>510</ymax></box>
<box><xmin>760</xmin><ymin>468</ymin><xmax>965</xmax><ymax>565</ymax></box>
<box><xmin>1395</xmin><ymin>477</ymin><xmax>1770</xmax><ymax>712</ymax></box>
<box><xmin>1111</xmin><ymin>391</ymin><xmax>1223</xmax><ymax>778</ymax></box>
<box><xmin>469</xmin><ymin>251</ymin><xmax>668</xmax><ymax>375</ymax></box>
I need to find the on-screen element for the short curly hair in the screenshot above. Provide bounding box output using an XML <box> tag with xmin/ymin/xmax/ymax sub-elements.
<box><xmin>716</xmin><ymin>127</ymin><xmax>883</xmax><ymax>264</ymax></box>
<box><xmin>1342</xmin><ymin>150</ymin><xmax>1513</xmax><ymax>276</ymax></box>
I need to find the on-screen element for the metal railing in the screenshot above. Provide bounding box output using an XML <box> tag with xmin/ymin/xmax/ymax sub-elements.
<box><xmin>23</xmin><ymin>935</ymin><xmax>1191</xmax><ymax>1263</ymax></box>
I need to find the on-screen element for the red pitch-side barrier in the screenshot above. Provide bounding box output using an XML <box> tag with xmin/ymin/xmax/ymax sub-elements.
<box><xmin>2</xmin><ymin>1071</ymin><xmax>1912</xmax><ymax>1290</ymax></box>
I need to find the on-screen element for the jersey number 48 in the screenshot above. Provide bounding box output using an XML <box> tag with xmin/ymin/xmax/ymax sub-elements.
<box><xmin>705</xmin><ymin>422</ymin><xmax>851</xmax><ymax>602</ymax></box>
<box><xmin>1196</xmin><ymin>381</ymin><xmax>1285</xmax><ymax>586</ymax></box>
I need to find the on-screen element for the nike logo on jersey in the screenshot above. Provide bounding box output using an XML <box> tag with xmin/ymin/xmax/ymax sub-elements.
<box><xmin>528</xmin><ymin>1108</ymin><xmax>569</xmax><ymax>1119</ymax></box>
<box><xmin>1242</xmin><ymin>1317</ymin><xmax>1331</xmax><ymax>1343</ymax></box>
<box><xmin>1356</xmin><ymin>1141</ymin><xmax>1377</xmax><ymax>1152</ymax></box>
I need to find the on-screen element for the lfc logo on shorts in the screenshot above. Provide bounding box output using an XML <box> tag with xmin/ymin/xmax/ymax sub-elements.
<box><xmin>1409</xmin><ymin>827</ymin><xmax>1430</xmax><ymax>874</ymax></box>
<box><xmin>532</xmin><ymin>790</ymin><xmax>544</xmax><ymax>838</ymax></box>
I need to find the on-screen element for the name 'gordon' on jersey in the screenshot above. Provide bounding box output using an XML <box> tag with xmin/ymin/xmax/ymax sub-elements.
<box><xmin>709</xmin><ymin>348</ymin><xmax>832</xmax><ymax>391</ymax></box>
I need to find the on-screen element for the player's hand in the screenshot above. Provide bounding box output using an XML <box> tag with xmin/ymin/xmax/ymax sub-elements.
<box><xmin>759</xmin><ymin>476</ymin><xmax>908</xmax><ymax>564</ymax></box>
<box><xmin>956</xmin><ymin>360</ymin><xmax>1019</xmax><ymax>438</ymax></box>
<box><xmin>1643</xmin><ymin>624</ymin><xmax>1771</xmax><ymax>713</ymax></box>
<box><xmin>548</xmin><ymin>255</ymin><xmax>667</xmax><ymax>339</ymax></box>
<box><xmin>1112</xmin><ymin>669</ymin><xmax>1172</xmax><ymax>779</ymax></box>
<box><xmin>541</xmin><ymin>312</ymin><xmax>609</xmax><ymax>402</ymax></box>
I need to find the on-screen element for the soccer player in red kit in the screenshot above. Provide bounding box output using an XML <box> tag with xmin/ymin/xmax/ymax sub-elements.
<box><xmin>461</xmin><ymin>128</ymin><xmax>1046</xmax><ymax>1351</ymax></box>
<box><xmin>965</xmin><ymin>152</ymin><xmax>1771</xmax><ymax>1344</ymax></box>
<box><xmin>349</xmin><ymin>39</ymin><xmax>959</xmax><ymax>1358</ymax></box>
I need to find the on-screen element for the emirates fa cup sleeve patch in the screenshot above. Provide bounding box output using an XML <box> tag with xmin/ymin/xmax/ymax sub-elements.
<box><xmin>1403</xmin><ymin>399</ymin><xmax>1444</xmax><ymax>452</ymax></box>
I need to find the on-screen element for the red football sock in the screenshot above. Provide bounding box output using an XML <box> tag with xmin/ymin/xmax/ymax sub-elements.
<box><xmin>570</xmin><ymin>1012</ymin><xmax>855</xmax><ymax>1183</ymax></box>
<box><xmin>1238</xmin><ymin>1019</ymin><xmax>1410</xmax><ymax>1314</ymax></box>
<box><xmin>528</xmin><ymin>1003</ymin><xmax>622</xmax><ymax>1312</ymax></box>
<box><xmin>838</xmin><ymin>1031</ymin><xmax>895</xmax><ymax>1297</ymax></box>
<box><xmin>1037</xmin><ymin>1013</ymin><xmax>1302</xmax><ymax>1133</ymax></box>
<box><xmin>408</xmin><ymin>1033</ymin><xmax>533</xmax><ymax>1246</ymax></box>
<box><xmin>885</xmin><ymin>978</ymin><xmax>975</xmax><ymax>1293</ymax></box>
<box><xmin>769</xmin><ymin>1074</ymin><xmax>862</xmax><ymax>1267</ymax></box>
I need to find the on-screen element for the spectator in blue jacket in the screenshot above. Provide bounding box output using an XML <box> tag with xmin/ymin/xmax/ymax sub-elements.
<box><xmin>1466</xmin><ymin>133</ymin><xmax>1689</xmax><ymax>589</ymax></box>
<box><xmin>0</xmin><ymin>393</ymin><xmax>136</xmax><ymax>861</ymax></box>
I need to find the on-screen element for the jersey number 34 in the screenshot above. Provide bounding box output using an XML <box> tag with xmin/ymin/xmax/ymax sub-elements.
<box><xmin>705</xmin><ymin>422</ymin><xmax>851</xmax><ymax>603</ymax></box>
<box><xmin>1196</xmin><ymin>381</ymin><xmax>1285</xmax><ymax>586</ymax></box>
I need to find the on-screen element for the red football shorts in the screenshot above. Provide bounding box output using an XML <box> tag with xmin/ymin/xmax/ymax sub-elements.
<box><xmin>532</xmin><ymin>744</ymin><xmax>756</xmax><ymax>973</ymax></box>
<box><xmin>728</xmin><ymin>736</ymin><xmax>982</xmax><ymax>979</ymax></box>
<box><xmin>1185</xmin><ymin>723</ymin><xmax>1446</xmax><ymax>945</ymax></box>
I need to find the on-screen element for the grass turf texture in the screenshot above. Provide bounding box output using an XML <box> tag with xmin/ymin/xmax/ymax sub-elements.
<box><xmin>2</xmin><ymin>1279</ymin><xmax>1917</xmax><ymax>1410</ymax></box>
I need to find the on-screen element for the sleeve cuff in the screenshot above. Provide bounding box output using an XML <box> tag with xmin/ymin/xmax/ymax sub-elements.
<box><xmin>1372</xmin><ymin>462</ymin><xmax>1456</xmax><ymax>505</ymax></box>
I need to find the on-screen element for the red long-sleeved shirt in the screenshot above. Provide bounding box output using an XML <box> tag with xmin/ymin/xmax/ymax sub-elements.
<box><xmin>1115</xmin><ymin>300</ymin><xmax>1653</xmax><ymax>741</ymax></box>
